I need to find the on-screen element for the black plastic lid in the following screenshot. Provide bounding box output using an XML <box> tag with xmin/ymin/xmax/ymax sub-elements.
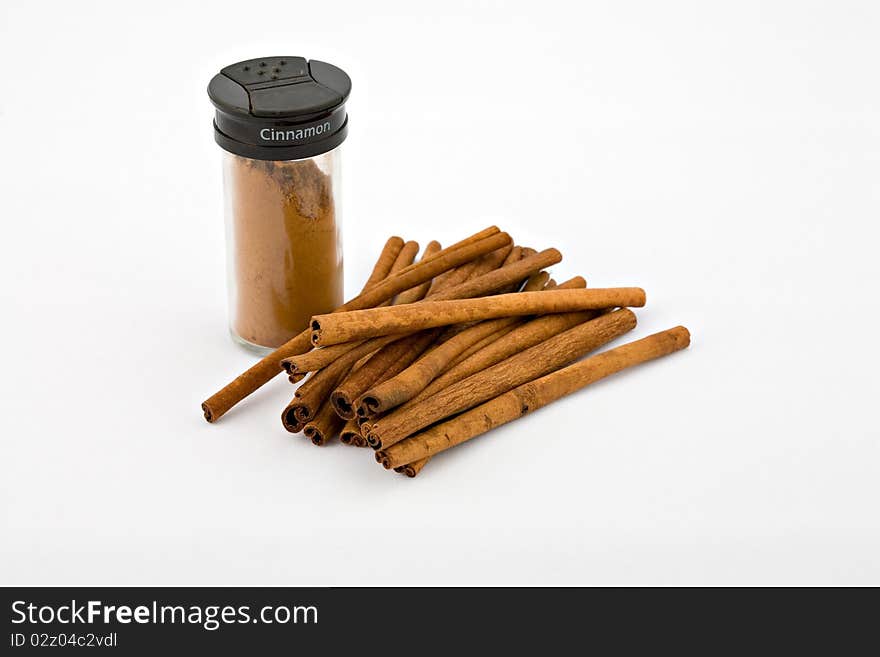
<box><xmin>208</xmin><ymin>56</ymin><xmax>350</xmax><ymax>161</ymax></box>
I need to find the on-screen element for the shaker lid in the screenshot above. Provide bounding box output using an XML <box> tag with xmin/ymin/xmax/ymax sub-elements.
<box><xmin>208</xmin><ymin>56</ymin><xmax>350</xmax><ymax>160</ymax></box>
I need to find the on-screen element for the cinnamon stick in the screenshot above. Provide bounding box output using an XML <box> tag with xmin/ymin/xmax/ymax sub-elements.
<box><xmin>362</xmin><ymin>236</ymin><xmax>405</xmax><ymax>291</ymax></box>
<box><xmin>331</xmin><ymin>330</ymin><xmax>440</xmax><ymax>419</ymax></box>
<box><xmin>379</xmin><ymin>239</ymin><xmax>421</xmax><ymax>294</ymax></box>
<box><xmin>340</xmin><ymin>418</ymin><xmax>366</xmax><ymax>446</ymax></box>
<box><xmin>358</xmin><ymin>319</ymin><xmax>518</xmax><ymax>416</ymax></box>
<box><xmin>426</xmin><ymin>245</ymin><xmax>503</xmax><ymax>295</ymax></box>
<box><xmin>303</xmin><ymin>398</ymin><xmax>346</xmax><ymax>446</ymax></box>
<box><xmin>409</xmin><ymin>277</ymin><xmax>590</xmax><ymax>404</ymax></box>
<box><xmin>441</xmin><ymin>322</ymin><xmax>518</xmax><ymax>371</ymax></box>
<box><xmin>438</xmin><ymin>274</ymin><xmax>549</xmax><ymax>373</ymax></box>
<box><xmin>204</xmin><ymin>235</ymin><xmax>403</xmax><ymax>421</ymax></box>
<box><xmin>331</xmin><ymin>346</ymin><xmax>411</xmax><ymax>419</ymax></box>
<box><xmin>426</xmin><ymin>242</ymin><xmax>514</xmax><ymax>297</ymax></box>
<box><xmin>524</xmin><ymin>270</ymin><xmax>551</xmax><ymax>291</ymax></box>
<box><xmin>356</xmin><ymin>271</ymin><xmax>554</xmax><ymax>416</ymax></box>
<box><xmin>396</xmin><ymin>458</ymin><xmax>429</xmax><ymax>477</ymax></box>
<box><xmin>379</xmin><ymin>272</ymin><xmax>559</xmax><ymax>473</ymax></box>
<box><xmin>392</xmin><ymin>226</ymin><xmax>500</xmax><ymax>276</ymax></box>
<box><xmin>366</xmin><ymin>308</ymin><xmax>638</xmax><ymax>449</ymax></box>
<box><xmin>378</xmin><ymin>326</ymin><xmax>691</xmax><ymax>469</ymax></box>
<box><xmin>326</xmin><ymin>243</ymin><xmax>511</xmax><ymax>416</ymax></box>
<box><xmin>280</xmin><ymin>242</ymin><xmax>514</xmax><ymax>379</ymax></box>
<box><xmin>282</xmin><ymin>239</ymin><xmax>443</xmax><ymax>426</ymax></box>
<box><xmin>390</xmin><ymin>241</ymin><xmax>441</xmax><ymax>305</ymax></box>
<box><xmin>355</xmin><ymin>231</ymin><xmax>511</xmax><ymax>307</ymax></box>
<box><xmin>426</xmin><ymin>248</ymin><xmax>561</xmax><ymax>302</ymax></box>
<box><xmin>311</xmin><ymin>288</ymin><xmax>646</xmax><ymax>346</ymax></box>
<box><xmin>281</xmin><ymin>332</ymin><xmax>388</xmax><ymax>429</ymax></box>
<box><xmin>501</xmin><ymin>245</ymin><xmax>523</xmax><ymax>267</ymax></box>
<box><xmin>201</xmin><ymin>228</ymin><xmax>510</xmax><ymax>422</ymax></box>
<box><xmin>495</xmin><ymin>246</ymin><xmax>529</xmax><ymax>294</ymax></box>
<box><xmin>284</xmin><ymin>247</ymin><xmax>561</xmax><ymax>375</ymax></box>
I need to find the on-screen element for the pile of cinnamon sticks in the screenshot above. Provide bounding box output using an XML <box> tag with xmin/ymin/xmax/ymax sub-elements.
<box><xmin>202</xmin><ymin>227</ymin><xmax>690</xmax><ymax>477</ymax></box>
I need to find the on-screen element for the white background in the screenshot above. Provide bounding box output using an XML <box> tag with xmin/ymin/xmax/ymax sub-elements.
<box><xmin>1</xmin><ymin>1</ymin><xmax>878</xmax><ymax>585</ymax></box>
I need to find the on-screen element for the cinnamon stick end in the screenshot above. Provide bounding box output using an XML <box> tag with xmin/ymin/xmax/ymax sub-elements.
<box><xmin>201</xmin><ymin>402</ymin><xmax>215</xmax><ymax>423</ymax></box>
<box><xmin>330</xmin><ymin>391</ymin><xmax>356</xmax><ymax>420</ymax></box>
<box><xmin>366</xmin><ymin>430</ymin><xmax>382</xmax><ymax>449</ymax></box>
<box><xmin>358</xmin><ymin>395</ymin><xmax>382</xmax><ymax>419</ymax></box>
<box><xmin>670</xmin><ymin>325</ymin><xmax>691</xmax><ymax>349</ymax></box>
<box><xmin>305</xmin><ymin>428</ymin><xmax>326</xmax><ymax>446</ymax></box>
<box><xmin>545</xmin><ymin>247</ymin><xmax>563</xmax><ymax>265</ymax></box>
<box><xmin>282</xmin><ymin>407</ymin><xmax>304</xmax><ymax>433</ymax></box>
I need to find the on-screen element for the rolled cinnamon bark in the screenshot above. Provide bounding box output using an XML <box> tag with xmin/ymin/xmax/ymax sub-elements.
<box><xmin>281</xmin><ymin>332</ymin><xmax>389</xmax><ymax>427</ymax></box>
<box><xmin>340</xmin><ymin>418</ymin><xmax>365</xmax><ymax>446</ymax></box>
<box><xmin>351</xmin><ymin>332</ymin><xmax>443</xmax><ymax>419</ymax></box>
<box><xmin>284</xmin><ymin>247</ymin><xmax>561</xmax><ymax>375</ymax></box>
<box><xmin>201</xmin><ymin>228</ymin><xmax>509</xmax><ymax>422</ymax></box>
<box><xmin>391</xmin><ymin>272</ymin><xmax>563</xmax><ymax>474</ymax></box>
<box><xmin>390</xmin><ymin>241</ymin><xmax>441</xmax><ymax>305</ymax></box>
<box><xmin>282</xmin><ymin>333</ymin><xmax>401</xmax><ymax>382</ymax></box>
<box><xmin>356</xmin><ymin>270</ymin><xmax>555</xmax><ymax>416</ymax></box>
<box><xmin>379</xmin><ymin>326</ymin><xmax>691</xmax><ymax>469</ymax></box>
<box><xmin>281</xmin><ymin>409</ymin><xmax>307</xmax><ymax>433</ymax></box>
<box><xmin>302</xmin><ymin>238</ymin><xmax>439</xmax><ymax>390</ymax></box>
<box><xmin>494</xmin><ymin>246</ymin><xmax>530</xmax><ymax>294</ymax></box>
<box><xmin>311</xmin><ymin>288</ymin><xmax>646</xmax><ymax>346</ymax></box>
<box><xmin>367</xmin><ymin>308</ymin><xmax>637</xmax><ymax>449</ymax></box>
<box><xmin>303</xmin><ymin>399</ymin><xmax>346</xmax><ymax>446</ymax></box>
<box><xmin>524</xmin><ymin>270</ymin><xmax>550</xmax><ymax>291</ymax></box>
<box><xmin>205</xmin><ymin>236</ymin><xmax>402</xmax><ymax>422</ymax></box>
<box><xmin>393</xmin><ymin>226</ymin><xmax>500</xmax><ymax>276</ymax></box>
<box><xmin>427</xmin><ymin>248</ymin><xmax>561</xmax><ymax>303</ymax></box>
<box><xmin>442</xmin><ymin>322</ymin><xmax>519</xmax><ymax>371</ymax></box>
<box><xmin>426</xmin><ymin>242</ymin><xmax>514</xmax><ymax>297</ymax></box>
<box><xmin>283</xmin><ymin>240</ymin><xmax>443</xmax><ymax>425</ymax></box>
<box><xmin>426</xmin><ymin>243</ymin><xmax>506</xmax><ymax>295</ymax></box>
<box><xmin>332</xmin><ymin>330</ymin><xmax>440</xmax><ymax>419</ymax></box>
<box><xmin>438</xmin><ymin>273</ymin><xmax>549</xmax><ymax>373</ymax></box>
<box><xmin>280</xmin><ymin>242</ymin><xmax>513</xmax><ymax>379</ymax></box>
<box><xmin>410</xmin><ymin>277</ymin><xmax>589</xmax><ymax>404</ymax></box>
<box><xmin>356</xmin><ymin>414</ymin><xmax>372</xmax><ymax>433</ymax></box>
<box><xmin>337</xmin><ymin>232</ymin><xmax>514</xmax><ymax>310</ymax></box>
<box><xmin>388</xmin><ymin>240</ymin><xmax>420</xmax><ymax>274</ymax></box>
<box><xmin>358</xmin><ymin>319</ymin><xmax>520</xmax><ymax>416</ymax></box>
<box><xmin>501</xmin><ymin>245</ymin><xmax>523</xmax><ymax>266</ymax></box>
<box><xmin>331</xmin><ymin>350</ymin><xmax>407</xmax><ymax>419</ymax></box>
<box><xmin>395</xmin><ymin>458</ymin><xmax>429</xmax><ymax>477</ymax></box>
<box><xmin>363</xmin><ymin>236</ymin><xmax>405</xmax><ymax>290</ymax></box>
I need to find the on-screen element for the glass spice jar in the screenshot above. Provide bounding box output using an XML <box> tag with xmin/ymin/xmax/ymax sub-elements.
<box><xmin>208</xmin><ymin>56</ymin><xmax>350</xmax><ymax>353</ymax></box>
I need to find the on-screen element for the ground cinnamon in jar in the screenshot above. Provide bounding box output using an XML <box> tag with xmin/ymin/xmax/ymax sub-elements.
<box><xmin>226</xmin><ymin>154</ymin><xmax>343</xmax><ymax>349</ymax></box>
<box><xmin>208</xmin><ymin>55</ymin><xmax>351</xmax><ymax>352</ymax></box>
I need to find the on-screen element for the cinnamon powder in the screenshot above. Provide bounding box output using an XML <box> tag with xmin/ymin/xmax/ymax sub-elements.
<box><xmin>225</xmin><ymin>153</ymin><xmax>343</xmax><ymax>349</ymax></box>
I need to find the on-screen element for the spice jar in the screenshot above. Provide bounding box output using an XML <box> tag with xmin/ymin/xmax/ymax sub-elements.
<box><xmin>208</xmin><ymin>56</ymin><xmax>350</xmax><ymax>353</ymax></box>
